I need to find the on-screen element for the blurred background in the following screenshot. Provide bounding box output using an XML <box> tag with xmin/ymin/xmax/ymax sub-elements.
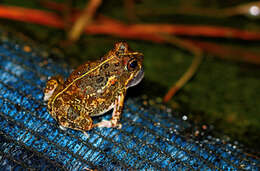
<box><xmin>0</xmin><ymin>0</ymin><xmax>259</xmax><ymax>155</ymax></box>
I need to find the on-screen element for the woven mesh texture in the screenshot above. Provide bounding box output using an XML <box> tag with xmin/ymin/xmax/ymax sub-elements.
<box><xmin>0</xmin><ymin>30</ymin><xmax>259</xmax><ymax>170</ymax></box>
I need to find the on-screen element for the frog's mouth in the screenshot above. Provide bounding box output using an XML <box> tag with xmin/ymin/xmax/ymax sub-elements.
<box><xmin>127</xmin><ymin>68</ymin><xmax>144</xmax><ymax>88</ymax></box>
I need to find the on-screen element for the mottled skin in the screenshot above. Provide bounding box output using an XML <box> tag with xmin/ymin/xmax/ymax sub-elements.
<box><xmin>44</xmin><ymin>42</ymin><xmax>144</xmax><ymax>132</ymax></box>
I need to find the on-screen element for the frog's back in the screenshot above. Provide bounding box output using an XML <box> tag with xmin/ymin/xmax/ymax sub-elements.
<box><xmin>65</xmin><ymin>61</ymin><xmax>100</xmax><ymax>85</ymax></box>
<box><xmin>57</xmin><ymin>58</ymin><xmax>122</xmax><ymax>116</ymax></box>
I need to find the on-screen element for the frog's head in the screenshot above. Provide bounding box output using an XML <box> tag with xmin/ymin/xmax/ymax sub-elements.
<box><xmin>44</xmin><ymin>76</ymin><xmax>63</xmax><ymax>101</ymax></box>
<box><xmin>113</xmin><ymin>42</ymin><xmax>144</xmax><ymax>88</ymax></box>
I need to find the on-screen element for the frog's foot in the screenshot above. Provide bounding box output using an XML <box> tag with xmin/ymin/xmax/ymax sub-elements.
<box><xmin>95</xmin><ymin>120</ymin><xmax>122</xmax><ymax>129</ymax></box>
<box><xmin>83</xmin><ymin>132</ymin><xmax>90</xmax><ymax>138</ymax></box>
<box><xmin>95</xmin><ymin>92</ymin><xmax>124</xmax><ymax>129</ymax></box>
<box><xmin>59</xmin><ymin>125</ymin><xmax>67</xmax><ymax>131</ymax></box>
<box><xmin>83</xmin><ymin>167</ymin><xmax>97</xmax><ymax>171</ymax></box>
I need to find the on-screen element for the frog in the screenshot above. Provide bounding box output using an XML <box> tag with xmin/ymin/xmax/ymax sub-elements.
<box><xmin>43</xmin><ymin>42</ymin><xmax>144</xmax><ymax>132</ymax></box>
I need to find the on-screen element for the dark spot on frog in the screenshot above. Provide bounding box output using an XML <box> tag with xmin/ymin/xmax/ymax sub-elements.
<box><xmin>114</xmin><ymin>62</ymin><xmax>120</xmax><ymax>67</ymax></box>
<box><xmin>104</xmin><ymin>71</ymin><xmax>111</xmax><ymax>77</ymax></box>
<box><xmin>96</xmin><ymin>77</ymin><xmax>104</xmax><ymax>84</ymax></box>
<box><xmin>103</xmin><ymin>63</ymin><xmax>109</xmax><ymax>69</ymax></box>
<box><xmin>80</xmin><ymin>119</ymin><xmax>87</xmax><ymax>124</ymax></box>
<box><xmin>69</xmin><ymin>122</ymin><xmax>76</xmax><ymax>128</ymax></box>
<box><xmin>67</xmin><ymin>106</ymin><xmax>80</xmax><ymax>121</ymax></box>
<box><xmin>54</xmin><ymin>99</ymin><xmax>62</xmax><ymax>108</ymax></box>
<box><xmin>59</xmin><ymin>117</ymin><xmax>66</xmax><ymax>123</ymax></box>
<box><xmin>80</xmin><ymin>119</ymin><xmax>90</xmax><ymax>127</ymax></box>
<box><xmin>62</xmin><ymin>93</ymin><xmax>70</xmax><ymax>102</ymax></box>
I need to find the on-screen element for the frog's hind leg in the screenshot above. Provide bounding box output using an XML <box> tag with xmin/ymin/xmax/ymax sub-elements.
<box><xmin>58</xmin><ymin>107</ymin><xmax>94</xmax><ymax>132</ymax></box>
<box><xmin>77</xmin><ymin>115</ymin><xmax>94</xmax><ymax>131</ymax></box>
<box><xmin>69</xmin><ymin>115</ymin><xmax>94</xmax><ymax>132</ymax></box>
<box><xmin>94</xmin><ymin>91</ymin><xmax>125</xmax><ymax>129</ymax></box>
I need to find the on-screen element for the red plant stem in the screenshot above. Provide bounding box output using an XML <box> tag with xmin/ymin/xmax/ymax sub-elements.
<box><xmin>129</xmin><ymin>24</ymin><xmax>260</xmax><ymax>41</ymax></box>
<box><xmin>161</xmin><ymin>35</ymin><xmax>203</xmax><ymax>102</ymax></box>
<box><xmin>188</xmin><ymin>40</ymin><xmax>260</xmax><ymax>64</ymax></box>
<box><xmin>0</xmin><ymin>5</ymin><xmax>64</xmax><ymax>28</ymax></box>
<box><xmin>0</xmin><ymin>5</ymin><xmax>259</xmax><ymax>64</ymax></box>
<box><xmin>40</xmin><ymin>0</ymin><xmax>68</xmax><ymax>12</ymax></box>
<box><xmin>1</xmin><ymin>5</ymin><xmax>260</xmax><ymax>41</ymax></box>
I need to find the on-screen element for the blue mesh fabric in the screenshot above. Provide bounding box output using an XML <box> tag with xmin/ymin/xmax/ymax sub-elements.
<box><xmin>0</xmin><ymin>30</ymin><xmax>259</xmax><ymax>170</ymax></box>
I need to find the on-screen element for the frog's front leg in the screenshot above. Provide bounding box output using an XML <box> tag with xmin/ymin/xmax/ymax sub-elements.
<box><xmin>44</xmin><ymin>75</ymin><xmax>64</xmax><ymax>102</ymax></box>
<box><xmin>95</xmin><ymin>90</ymin><xmax>126</xmax><ymax>129</ymax></box>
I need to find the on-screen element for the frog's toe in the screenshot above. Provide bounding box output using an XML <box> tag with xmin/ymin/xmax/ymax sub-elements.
<box><xmin>95</xmin><ymin>120</ymin><xmax>112</xmax><ymax>128</ymax></box>
<box><xmin>83</xmin><ymin>132</ymin><xmax>90</xmax><ymax>138</ymax></box>
<box><xmin>116</xmin><ymin>123</ymin><xmax>122</xmax><ymax>129</ymax></box>
<box><xmin>59</xmin><ymin>125</ymin><xmax>67</xmax><ymax>131</ymax></box>
<box><xmin>95</xmin><ymin>120</ymin><xmax>122</xmax><ymax>129</ymax></box>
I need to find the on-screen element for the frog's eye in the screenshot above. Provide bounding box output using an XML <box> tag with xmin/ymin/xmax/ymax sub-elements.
<box><xmin>127</xmin><ymin>59</ymin><xmax>138</xmax><ymax>71</ymax></box>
